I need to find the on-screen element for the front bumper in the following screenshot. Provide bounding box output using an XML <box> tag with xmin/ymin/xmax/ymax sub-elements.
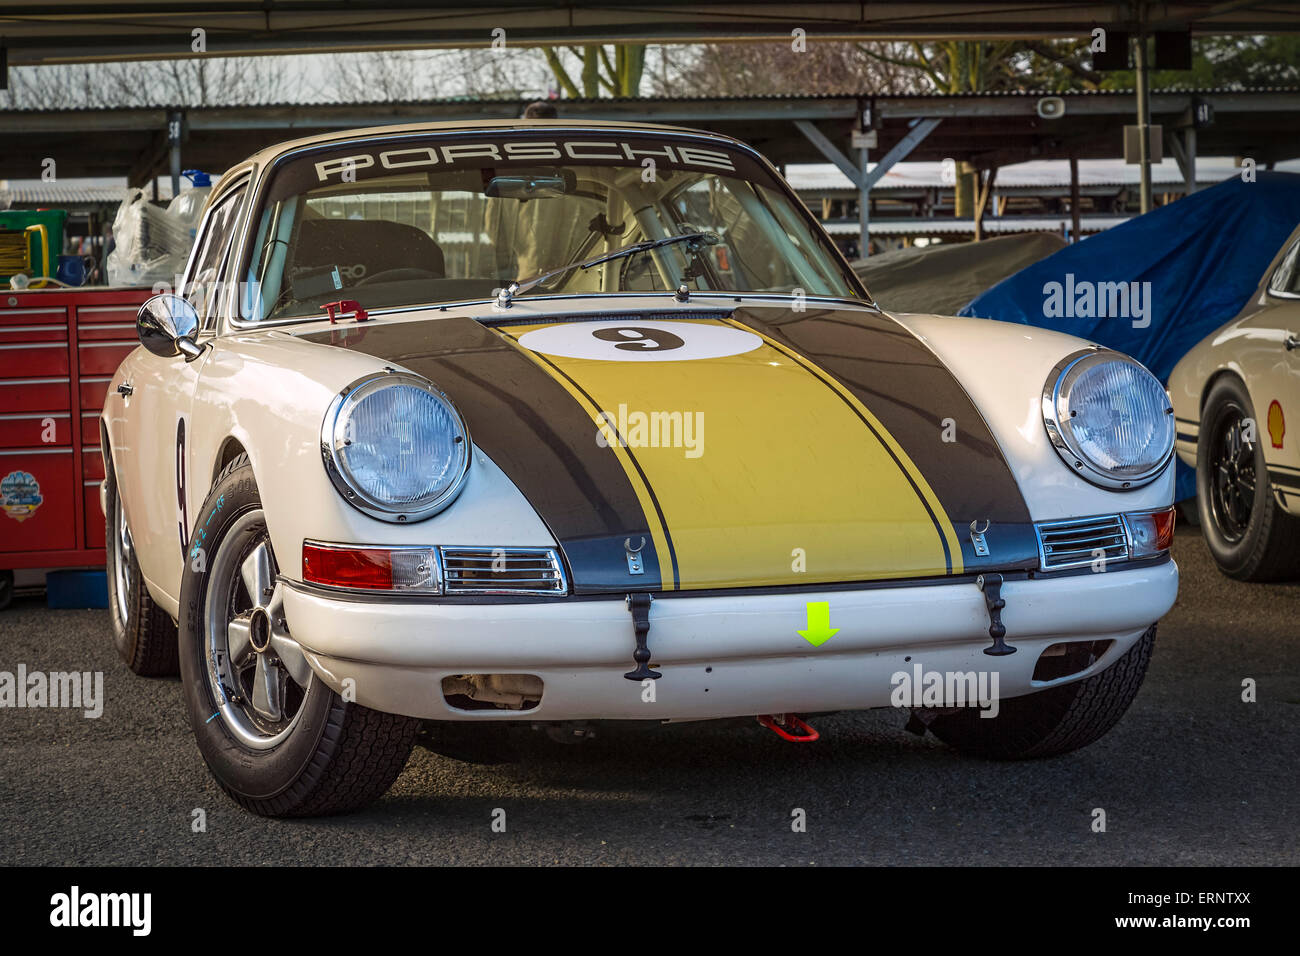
<box><xmin>281</xmin><ymin>559</ymin><xmax>1178</xmax><ymax>722</ymax></box>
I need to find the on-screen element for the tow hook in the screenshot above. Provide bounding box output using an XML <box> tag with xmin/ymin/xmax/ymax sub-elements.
<box><xmin>623</xmin><ymin>592</ymin><xmax>659</xmax><ymax>681</ymax></box>
<box><xmin>757</xmin><ymin>713</ymin><xmax>820</xmax><ymax>742</ymax></box>
<box><xmin>977</xmin><ymin>572</ymin><xmax>1017</xmax><ymax>656</ymax></box>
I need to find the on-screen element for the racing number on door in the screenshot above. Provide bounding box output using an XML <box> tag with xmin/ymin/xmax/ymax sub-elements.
<box><xmin>590</xmin><ymin>327</ymin><xmax>685</xmax><ymax>352</ymax></box>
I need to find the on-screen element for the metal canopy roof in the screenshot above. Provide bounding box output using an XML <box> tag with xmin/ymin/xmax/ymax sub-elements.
<box><xmin>3</xmin><ymin>1</ymin><xmax>1300</xmax><ymax>66</ymax></box>
<box><xmin>1</xmin><ymin>89</ymin><xmax>1296</xmax><ymax>182</ymax></box>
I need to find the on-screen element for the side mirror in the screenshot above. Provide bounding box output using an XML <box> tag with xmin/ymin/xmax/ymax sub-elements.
<box><xmin>137</xmin><ymin>294</ymin><xmax>203</xmax><ymax>362</ymax></box>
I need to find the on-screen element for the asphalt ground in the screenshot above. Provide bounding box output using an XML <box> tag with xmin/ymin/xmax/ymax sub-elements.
<box><xmin>1</xmin><ymin>524</ymin><xmax>1296</xmax><ymax>866</ymax></box>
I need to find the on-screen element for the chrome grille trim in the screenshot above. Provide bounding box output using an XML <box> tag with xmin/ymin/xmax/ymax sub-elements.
<box><xmin>1034</xmin><ymin>515</ymin><xmax>1130</xmax><ymax>571</ymax></box>
<box><xmin>438</xmin><ymin>546</ymin><xmax>569</xmax><ymax>595</ymax></box>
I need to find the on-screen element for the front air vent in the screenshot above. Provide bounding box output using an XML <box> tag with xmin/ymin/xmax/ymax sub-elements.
<box><xmin>439</xmin><ymin>546</ymin><xmax>568</xmax><ymax>595</ymax></box>
<box><xmin>1034</xmin><ymin>515</ymin><xmax>1129</xmax><ymax>571</ymax></box>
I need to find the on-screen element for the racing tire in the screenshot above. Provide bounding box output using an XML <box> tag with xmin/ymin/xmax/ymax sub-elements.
<box><xmin>177</xmin><ymin>453</ymin><xmax>420</xmax><ymax>817</ymax></box>
<box><xmin>105</xmin><ymin>461</ymin><xmax>179</xmax><ymax>676</ymax></box>
<box><xmin>924</xmin><ymin>625</ymin><xmax>1156</xmax><ymax>760</ymax></box>
<box><xmin>1196</xmin><ymin>377</ymin><xmax>1300</xmax><ymax>581</ymax></box>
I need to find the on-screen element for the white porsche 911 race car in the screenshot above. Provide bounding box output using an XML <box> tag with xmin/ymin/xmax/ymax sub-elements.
<box><xmin>102</xmin><ymin>121</ymin><xmax>1178</xmax><ymax>816</ymax></box>
<box><xmin>1168</xmin><ymin>220</ymin><xmax>1300</xmax><ymax>581</ymax></box>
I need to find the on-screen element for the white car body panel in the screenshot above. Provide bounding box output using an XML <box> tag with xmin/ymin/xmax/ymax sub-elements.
<box><xmin>892</xmin><ymin>313</ymin><xmax>1176</xmax><ymax>520</ymax></box>
<box><xmin>108</xmin><ymin>320</ymin><xmax>559</xmax><ymax>615</ymax></box>
<box><xmin>286</xmin><ymin>560</ymin><xmax>1177</xmax><ymax>721</ymax></box>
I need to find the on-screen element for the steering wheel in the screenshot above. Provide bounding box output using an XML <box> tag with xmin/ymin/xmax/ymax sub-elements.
<box><xmin>356</xmin><ymin>267</ymin><xmax>441</xmax><ymax>286</ymax></box>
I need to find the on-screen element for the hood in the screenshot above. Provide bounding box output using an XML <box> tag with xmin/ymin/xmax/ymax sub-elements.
<box><xmin>300</xmin><ymin>305</ymin><xmax>1038</xmax><ymax>593</ymax></box>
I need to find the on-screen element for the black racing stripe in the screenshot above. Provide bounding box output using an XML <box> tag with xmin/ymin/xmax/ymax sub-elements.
<box><xmin>1270</xmin><ymin>470</ymin><xmax>1300</xmax><ymax>491</ymax></box>
<box><xmin>740</xmin><ymin>322</ymin><xmax>952</xmax><ymax>574</ymax></box>
<box><xmin>731</xmin><ymin>307</ymin><xmax>1040</xmax><ymax>573</ymax></box>
<box><xmin>297</xmin><ymin>319</ymin><xmax>663</xmax><ymax>593</ymax></box>
<box><xmin>494</xmin><ymin>328</ymin><xmax>682</xmax><ymax>589</ymax></box>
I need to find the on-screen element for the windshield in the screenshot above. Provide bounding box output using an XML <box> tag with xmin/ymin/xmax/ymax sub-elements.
<box><xmin>239</xmin><ymin>132</ymin><xmax>863</xmax><ymax>321</ymax></box>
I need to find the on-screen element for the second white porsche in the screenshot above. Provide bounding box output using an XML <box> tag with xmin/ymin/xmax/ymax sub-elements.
<box><xmin>1169</xmin><ymin>220</ymin><xmax>1300</xmax><ymax>580</ymax></box>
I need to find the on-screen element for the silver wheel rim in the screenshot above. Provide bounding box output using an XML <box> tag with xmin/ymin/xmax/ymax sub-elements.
<box><xmin>113</xmin><ymin>494</ymin><xmax>133</xmax><ymax>624</ymax></box>
<box><xmin>203</xmin><ymin>509</ymin><xmax>314</xmax><ymax>751</ymax></box>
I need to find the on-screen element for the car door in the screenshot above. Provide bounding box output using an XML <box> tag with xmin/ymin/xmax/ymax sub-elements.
<box><xmin>119</xmin><ymin>182</ymin><xmax>248</xmax><ymax>604</ymax></box>
<box><xmin>1234</xmin><ymin>235</ymin><xmax>1300</xmax><ymax>509</ymax></box>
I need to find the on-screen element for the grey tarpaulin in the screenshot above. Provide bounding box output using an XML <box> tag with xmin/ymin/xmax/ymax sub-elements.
<box><xmin>853</xmin><ymin>232</ymin><xmax>1066</xmax><ymax>316</ymax></box>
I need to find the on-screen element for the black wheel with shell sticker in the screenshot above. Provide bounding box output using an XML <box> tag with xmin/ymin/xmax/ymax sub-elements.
<box><xmin>177</xmin><ymin>452</ymin><xmax>420</xmax><ymax>817</ymax></box>
<box><xmin>1196</xmin><ymin>376</ymin><xmax>1300</xmax><ymax>581</ymax></box>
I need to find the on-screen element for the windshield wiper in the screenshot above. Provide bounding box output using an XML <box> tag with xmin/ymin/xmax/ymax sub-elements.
<box><xmin>494</xmin><ymin>231</ymin><xmax>720</xmax><ymax>309</ymax></box>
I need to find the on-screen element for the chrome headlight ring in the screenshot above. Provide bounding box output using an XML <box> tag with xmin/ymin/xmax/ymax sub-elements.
<box><xmin>321</xmin><ymin>370</ymin><xmax>471</xmax><ymax>523</ymax></box>
<box><xmin>1042</xmin><ymin>347</ymin><xmax>1175</xmax><ymax>490</ymax></box>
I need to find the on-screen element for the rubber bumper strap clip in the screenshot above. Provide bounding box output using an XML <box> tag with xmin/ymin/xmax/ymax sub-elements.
<box><xmin>977</xmin><ymin>572</ymin><xmax>1017</xmax><ymax>656</ymax></box>
<box><xmin>623</xmin><ymin>592</ymin><xmax>660</xmax><ymax>681</ymax></box>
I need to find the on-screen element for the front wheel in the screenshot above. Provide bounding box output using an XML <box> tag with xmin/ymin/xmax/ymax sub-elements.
<box><xmin>178</xmin><ymin>454</ymin><xmax>420</xmax><ymax>817</ymax></box>
<box><xmin>923</xmin><ymin>625</ymin><xmax>1156</xmax><ymax>759</ymax></box>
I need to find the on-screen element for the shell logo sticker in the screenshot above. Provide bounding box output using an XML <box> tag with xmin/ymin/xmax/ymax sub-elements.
<box><xmin>1267</xmin><ymin>400</ymin><xmax>1285</xmax><ymax>449</ymax></box>
<box><xmin>516</xmin><ymin>320</ymin><xmax>761</xmax><ymax>362</ymax></box>
<box><xmin>1</xmin><ymin>470</ymin><xmax>43</xmax><ymax>522</ymax></box>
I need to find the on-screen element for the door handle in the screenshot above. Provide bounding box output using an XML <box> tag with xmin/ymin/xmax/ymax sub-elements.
<box><xmin>117</xmin><ymin>382</ymin><xmax>134</xmax><ymax>396</ymax></box>
<box><xmin>1285</xmin><ymin>335</ymin><xmax>1300</xmax><ymax>351</ymax></box>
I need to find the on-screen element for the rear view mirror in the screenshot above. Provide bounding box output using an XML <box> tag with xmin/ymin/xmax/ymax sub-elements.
<box><xmin>484</xmin><ymin>170</ymin><xmax>575</xmax><ymax>200</ymax></box>
<box><xmin>137</xmin><ymin>294</ymin><xmax>204</xmax><ymax>362</ymax></box>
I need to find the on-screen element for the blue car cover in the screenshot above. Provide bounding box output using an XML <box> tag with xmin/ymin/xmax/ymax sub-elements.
<box><xmin>960</xmin><ymin>171</ymin><xmax>1300</xmax><ymax>500</ymax></box>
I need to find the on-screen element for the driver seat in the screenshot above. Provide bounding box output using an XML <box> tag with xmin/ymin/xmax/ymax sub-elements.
<box><xmin>294</xmin><ymin>218</ymin><xmax>446</xmax><ymax>284</ymax></box>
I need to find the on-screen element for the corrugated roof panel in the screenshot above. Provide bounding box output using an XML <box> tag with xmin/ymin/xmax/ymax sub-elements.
<box><xmin>0</xmin><ymin>87</ymin><xmax>1296</xmax><ymax>112</ymax></box>
<box><xmin>786</xmin><ymin>157</ymin><xmax>1300</xmax><ymax>192</ymax></box>
<box><xmin>823</xmin><ymin>217</ymin><xmax>1129</xmax><ymax>236</ymax></box>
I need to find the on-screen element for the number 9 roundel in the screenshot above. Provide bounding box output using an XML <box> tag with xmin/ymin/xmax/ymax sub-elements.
<box><xmin>515</xmin><ymin>320</ymin><xmax>761</xmax><ymax>362</ymax></box>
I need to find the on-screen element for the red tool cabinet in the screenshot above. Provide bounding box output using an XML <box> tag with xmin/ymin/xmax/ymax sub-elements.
<box><xmin>0</xmin><ymin>287</ymin><xmax>151</xmax><ymax>573</ymax></box>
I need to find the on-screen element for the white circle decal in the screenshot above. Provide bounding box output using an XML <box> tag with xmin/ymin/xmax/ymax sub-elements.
<box><xmin>516</xmin><ymin>320</ymin><xmax>762</xmax><ymax>362</ymax></box>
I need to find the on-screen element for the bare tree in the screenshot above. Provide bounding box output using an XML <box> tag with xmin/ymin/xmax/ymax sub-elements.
<box><xmin>544</xmin><ymin>45</ymin><xmax>647</xmax><ymax>97</ymax></box>
<box><xmin>316</xmin><ymin>47</ymin><xmax>552</xmax><ymax>103</ymax></box>
<box><xmin>325</xmin><ymin>51</ymin><xmax>442</xmax><ymax>102</ymax></box>
<box><xmin>650</xmin><ymin>41</ymin><xmax>928</xmax><ymax>97</ymax></box>
<box><xmin>1</xmin><ymin>55</ymin><xmax>297</xmax><ymax>108</ymax></box>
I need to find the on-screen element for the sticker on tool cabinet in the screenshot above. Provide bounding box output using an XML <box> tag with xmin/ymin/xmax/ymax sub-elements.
<box><xmin>1</xmin><ymin>470</ymin><xmax>43</xmax><ymax>522</ymax></box>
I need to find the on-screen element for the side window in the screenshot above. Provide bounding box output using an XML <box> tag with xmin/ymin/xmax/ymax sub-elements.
<box><xmin>181</xmin><ymin>186</ymin><xmax>247</xmax><ymax>330</ymax></box>
<box><xmin>1267</xmin><ymin>238</ymin><xmax>1300</xmax><ymax>298</ymax></box>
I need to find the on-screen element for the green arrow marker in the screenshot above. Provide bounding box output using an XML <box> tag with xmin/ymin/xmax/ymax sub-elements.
<box><xmin>799</xmin><ymin>601</ymin><xmax>840</xmax><ymax>647</ymax></box>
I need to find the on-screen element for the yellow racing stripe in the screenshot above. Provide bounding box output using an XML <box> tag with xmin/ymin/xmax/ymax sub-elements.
<box><xmin>501</xmin><ymin>318</ymin><xmax>959</xmax><ymax>590</ymax></box>
<box><xmin>721</xmin><ymin>316</ymin><xmax>964</xmax><ymax>575</ymax></box>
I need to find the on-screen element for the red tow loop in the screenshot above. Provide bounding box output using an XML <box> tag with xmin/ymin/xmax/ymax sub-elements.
<box><xmin>756</xmin><ymin>713</ymin><xmax>820</xmax><ymax>742</ymax></box>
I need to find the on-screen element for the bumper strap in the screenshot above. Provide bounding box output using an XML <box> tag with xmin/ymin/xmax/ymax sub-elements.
<box><xmin>623</xmin><ymin>592</ymin><xmax>660</xmax><ymax>681</ymax></box>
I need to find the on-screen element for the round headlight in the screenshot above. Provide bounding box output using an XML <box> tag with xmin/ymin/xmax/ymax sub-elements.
<box><xmin>1042</xmin><ymin>349</ymin><xmax>1174</xmax><ymax>489</ymax></box>
<box><xmin>322</xmin><ymin>372</ymin><xmax>470</xmax><ymax>522</ymax></box>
